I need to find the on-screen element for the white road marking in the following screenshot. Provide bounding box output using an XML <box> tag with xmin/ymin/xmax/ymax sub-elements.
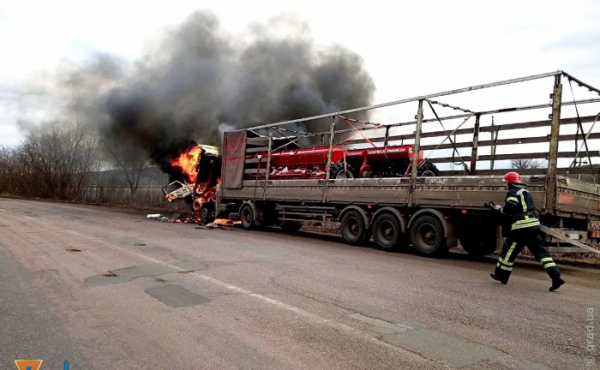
<box><xmin>64</xmin><ymin>229</ymin><xmax>400</xmax><ymax>352</ymax></box>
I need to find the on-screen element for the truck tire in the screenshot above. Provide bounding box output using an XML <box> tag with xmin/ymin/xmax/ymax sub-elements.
<box><xmin>200</xmin><ymin>202</ymin><xmax>215</xmax><ymax>225</ymax></box>
<box><xmin>340</xmin><ymin>209</ymin><xmax>368</xmax><ymax>245</ymax></box>
<box><xmin>410</xmin><ymin>214</ymin><xmax>447</xmax><ymax>257</ymax></box>
<box><xmin>372</xmin><ymin>212</ymin><xmax>403</xmax><ymax>250</ymax></box>
<box><xmin>458</xmin><ymin>221</ymin><xmax>499</xmax><ymax>258</ymax></box>
<box><xmin>240</xmin><ymin>204</ymin><xmax>255</xmax><ymax>230</ymax></box>
<box><xmin>460</xmin><ymin>238</ymin><xmax>497</xmax><ymax>258</ymax></box>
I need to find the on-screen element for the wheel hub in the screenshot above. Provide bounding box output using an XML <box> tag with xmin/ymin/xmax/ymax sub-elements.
<box><xmin>380</xmin><ymin>221</ymin><xmax>394</xmax><ymax>242</ymax></box>
<box><xmin>346</xmin><ymin>218</ymin><xmax>359</xmax><ymax>236</ymax></box>
<box><xmin>419</xmin><ymin>224</ymin><xmax>437</xmax><ymax>246</ymax></box>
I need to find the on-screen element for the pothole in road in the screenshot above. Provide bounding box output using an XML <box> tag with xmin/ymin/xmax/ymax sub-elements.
<box><xmin>145</xmin><ymin>285</ymin><xmax>210</xmax><ymax>308</ymax></box>
<box><xmin>84</xmin><ymin>262</ymin><xmax>209</xmax><ymax>286</ymax></box>
<box><xmin>66</xmin><ymin>248</ymin><xmax>82</xmax><ymax>252</ymax></box>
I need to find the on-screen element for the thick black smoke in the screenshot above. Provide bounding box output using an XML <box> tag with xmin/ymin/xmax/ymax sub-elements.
<box><xmin>67</xmin><ymin>11</ymin><xmax>375</xmax><ymax>176</ymax></box>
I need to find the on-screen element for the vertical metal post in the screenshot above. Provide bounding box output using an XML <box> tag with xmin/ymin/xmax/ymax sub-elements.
<box><xmin>490</xmin><ymin>117</ymin><xmax>498</xmax><ymax>171</ymax></box>
<box><xmin>253</xmin><ymin>157</ymin><xmax>262</xmax><ymax>200</ymax></box>
<box><xmin>470</xmin><ymin>114</ymin><xmax>481</xmax><ymax>175</ymax></box>
<box><xmin>546</xmin><ymin>75</ymin><xmax>563</xmax><ymax>212</ymax></box>
<box><xmin>409</xmin><ymin>100</ymin><xmax>424</xmax><ymax>207</ymax></box>
<box><xmin>411</xmin><ymin>100</ymin><xmax>424</xmax><ymax>180</ymax></box>
<box><xmin>324</xmin><ymin>118</ymin><xmax>337</xmax><ymax>181</ymax></box>
<box><xmin>384</xmin><ymin>126</ymin><xmax>390</xmax><ymax>149</ymax></box>
<box><xmin>322</xmin><ymin>118</ymin><xmax>337</xmax><ymax>202</ymax></box>
<box><xmin>321</xmin><ymin>133</ymin><xmax>326</xmax><ymax>147</ymax></box>
<box><xmin>490</xmin><ymin>130</ymin><xmax>498</xmax><ymax>170</ymax></box>
<box><xmin>263</xmin><ymin>129</ymin><xmax>273</xmax><ymax>200</ymax></box>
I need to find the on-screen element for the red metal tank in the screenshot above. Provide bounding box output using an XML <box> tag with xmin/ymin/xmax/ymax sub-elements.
<box><xmin>258</xmin><ymin>146</ymin><xmax>346</xmax><ymax>167</ymax></box>
<box><xmin>346</xmin><ymin>145</ymin><xmax>422</xmax><ymax>162</ymax></box>
<box><xmin>253</xmin><ymin>144</ymin><xmax>423</xmax><ymax>167</ymax></box>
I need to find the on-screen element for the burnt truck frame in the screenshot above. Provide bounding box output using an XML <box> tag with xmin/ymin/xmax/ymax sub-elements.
<box><xmin>214</xmin><ymin>71</ymin><xmax>600</xmax><ymax>257</ymax></box>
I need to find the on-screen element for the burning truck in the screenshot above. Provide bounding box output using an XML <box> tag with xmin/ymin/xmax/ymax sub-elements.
<box><xmin>163</xmin><ymin>140</ymin><xmax>438</xmax><ymax>224</ymax></box>
<box><xmin>159</xmin><ymin>71</ymin><xmax>600</xmax><ymax>258</ymax></box>
<box><xmin>162</xmin><ymin>144</ymin><xmax>222</xmax><ymax>224</ymax></box>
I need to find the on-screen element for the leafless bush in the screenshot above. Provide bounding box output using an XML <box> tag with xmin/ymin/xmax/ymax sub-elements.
<box><xmin>510</xmin><ymin>158</ymin><xmax>544</xmax><ymax>170</ymax></box>
<box><xmin>0</xmin><ymin>146</ymin><xmax>20</xmax><ymax>194</ymax></box>
<box><xmin>0</xmin><ymin>122</ymin><xmax>100</xmax><ymax>200</ymax></box>
<box><xmin>0</xmin><ymin>122</ymin><xmax>183</xmax><ymax>210</ymax></box>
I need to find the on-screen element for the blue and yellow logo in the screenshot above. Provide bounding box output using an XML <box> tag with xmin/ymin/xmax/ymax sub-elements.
<box><xmin>14</xmin><ymin>360</ymin><xmax>42</xmax><ymax>370</ymax></box>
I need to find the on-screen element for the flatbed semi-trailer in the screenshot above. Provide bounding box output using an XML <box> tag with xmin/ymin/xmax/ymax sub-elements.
<box><xmin>217</xmin><ymin>175</ymin><xmax>600</xmax><ymax>256</ymax></box>
<box><xmin>209</xmin><ymin>71</ymin><xmax>600</xmax><ymax>257</ymax></box>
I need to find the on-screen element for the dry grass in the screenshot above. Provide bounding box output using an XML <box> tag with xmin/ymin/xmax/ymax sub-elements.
<box><xmin>79</xmin><ymin>186</ymin><xmax>182</xmax><ymax>210</ymax></box>
<box><xmin>1</xmin><ymin>185</ymin><xmax>189</xmax><ymax>213</ymax></box>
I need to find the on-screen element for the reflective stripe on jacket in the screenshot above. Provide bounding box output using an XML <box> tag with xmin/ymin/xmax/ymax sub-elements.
<box><xmin>500</xmin><ymin>184</ymin><xmax>540</xmax><ymax>230</ymax></box>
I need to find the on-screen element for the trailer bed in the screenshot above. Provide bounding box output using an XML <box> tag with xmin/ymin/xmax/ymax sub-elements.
<box><xmin>222</xmin><ymin>175</ymin><xmax>600</xmax><ymax>220</ymax></box>
<box><xmin>213</xmin><ymin>71</ymin><xmax>600</xmax><ymax>253</ymax></box>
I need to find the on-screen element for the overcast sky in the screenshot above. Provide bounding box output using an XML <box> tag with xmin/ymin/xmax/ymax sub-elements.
<box><xmin>1</xmin><ymin>0</ymin><xmax>600</xmax><ymax>160</ymax></box>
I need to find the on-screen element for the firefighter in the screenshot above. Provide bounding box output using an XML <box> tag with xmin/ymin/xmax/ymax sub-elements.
<box><xmin>490</xmin><ymin>172</ymin><xmax>565</xmax><ymax>291</ymax></box>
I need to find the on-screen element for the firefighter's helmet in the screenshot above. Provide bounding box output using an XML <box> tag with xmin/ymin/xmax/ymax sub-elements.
<box><xmin>503</xmin><ymin>172</ymin><xmax>522</xmax><ymax>183</ymax></box>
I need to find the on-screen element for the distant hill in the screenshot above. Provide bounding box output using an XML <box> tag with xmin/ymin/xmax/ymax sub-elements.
<box><xmin>88</xmin><ymin>167</ymin><xmax>169</xmax><ymax>187</ymax></box>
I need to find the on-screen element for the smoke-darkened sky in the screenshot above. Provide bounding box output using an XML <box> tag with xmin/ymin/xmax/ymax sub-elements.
<box><xmin>56</xmin><ymin>11</ymin><xmax>375</xmax><ymax>171</ymax></box>
<box><xmin>2</xmin><ymin>0</ymin><xmax>600</xmax><ymax>169</ymax></box>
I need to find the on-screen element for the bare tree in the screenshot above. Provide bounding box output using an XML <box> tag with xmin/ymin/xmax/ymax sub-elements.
<box><xmin>3</xmin><ymin>122</ymin><xmax>100</xmax><ymax>200</ymax></box>
<box><xmin>1</xmin><ymin>123</ymin><xmax>177</xmax><ymax>208</ymax></box>
<box><xmin>510</xmin><ymin>158</ymin><xmax>544</xmax><ymax>170</ymax></box>
<box><xmin>0</xmin><ymin>146</ymin><xmax>19</xmax><ymax>195</ymax></box>
<box><xmin>102</xmin><ymin>144</ymin><xmax>151</xmax><ymax>199</ymax></box>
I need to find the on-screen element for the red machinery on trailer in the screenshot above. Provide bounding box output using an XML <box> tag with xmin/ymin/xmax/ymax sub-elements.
<box><xmin>246</xmin><ymin>144</ymin><xmax>438</xmax><ymax>180</ymax></box>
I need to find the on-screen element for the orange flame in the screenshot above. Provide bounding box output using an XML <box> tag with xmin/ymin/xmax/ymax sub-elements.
<box><xmin>169</xmin><ymin>145</ymin><xmax>201</xmax><ymax>183</ymax></box>
<box><xmin>166</xmin><ymin>144</ymin><xmax>237</xmax><ymax>226</ymax></box>
<box><xmin>213</xmin><ymin>218</ymin><xmax>242</xmax><ymax>226</ymax></box>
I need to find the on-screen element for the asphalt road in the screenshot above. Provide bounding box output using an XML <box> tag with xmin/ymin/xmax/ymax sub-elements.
<box><xmin>0</xmin><ymin>198</ymin><xmax>598</xmax><ymax>370</ymax></box>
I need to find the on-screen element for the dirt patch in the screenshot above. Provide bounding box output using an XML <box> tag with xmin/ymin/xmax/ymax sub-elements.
<box><xmin>302</xmin><ymin>221</ymin><xmax>341</xmax><ymax>235</ymax></box>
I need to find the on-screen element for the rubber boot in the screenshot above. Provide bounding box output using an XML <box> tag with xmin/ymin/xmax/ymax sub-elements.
<box><xmin>549</xmin><ymin>277</ymin><xmax>565</xmax><ymax>292</ymax></box>
<box><xmin>490</xmin><ymin>273</ymin><xmax>508</xmax><ymax>285</ymax></box>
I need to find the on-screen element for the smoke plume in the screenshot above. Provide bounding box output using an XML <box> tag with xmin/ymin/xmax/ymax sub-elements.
<box><xmin>63</xmin><ymin>11</ymin><xmax>376</xmax><ymax>176</ymax></box>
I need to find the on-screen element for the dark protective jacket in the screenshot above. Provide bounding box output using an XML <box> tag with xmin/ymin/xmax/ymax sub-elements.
<box><xmin>499</xmin><ymin>183</ymin><xmax>540</xmax><ymax>231</ymax></box>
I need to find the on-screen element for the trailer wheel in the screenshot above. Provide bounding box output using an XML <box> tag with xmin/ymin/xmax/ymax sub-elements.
<box><xmin>460</xmin><ymin>238</ymin><xmax>497</xmax><ymax>258</ymax></box>
<box><xmin>240</xmin><ymin>204</ymin><xmax>255</xmax><ymax>230</ymax></box>
<box><xmin>340</xmin><ymin>209</ymin><xmax>368</xmax><ymax>245</ymax></box>
<box><xmin>410</xmin><ymin>215</ymin><xmax>447</xmax><ymax>256</ymax></box>
<box><xmin>372</xmin><ymin>212</ymin><xmax>403</xmax><ymax>250</ymax></box>
<box><xmin>458</xmin><ymin>221</ymin><xmax>499</xmax><ymax>258</ymax></box>
<box><xmin>200</xmin><ymin>203</ymin><xmax>215</xmax><ymax>225</ymax></box>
